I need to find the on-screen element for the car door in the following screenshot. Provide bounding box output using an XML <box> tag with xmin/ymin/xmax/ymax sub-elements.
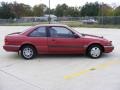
<box><xmin>48</xmin><ymin>26</ymin><xmax>84</xmax><ymax>54</ymax></box>
<box><xmin>28</xmin><ymin>26</ymin><xmax>48</xmax><ymax>54</ymax></box>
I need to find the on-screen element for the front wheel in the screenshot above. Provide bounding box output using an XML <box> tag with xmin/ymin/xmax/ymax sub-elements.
<box><xmin>21</xmin><ymin>45</ymin><xmax>37</xmax><ymax>60</ymax></box>
<box><xmin>87</xmin><ymin>45</ymin><xmax>103</xmax><ymax>59</ymax></box>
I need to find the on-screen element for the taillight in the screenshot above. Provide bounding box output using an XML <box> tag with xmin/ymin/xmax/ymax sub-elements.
<box><xmin>5</xmin><ymin>38</ymin><xmax>9</xmax><ymax>45</ymax></box>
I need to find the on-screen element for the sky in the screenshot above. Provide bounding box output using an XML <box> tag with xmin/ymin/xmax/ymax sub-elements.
<box><xmin>0</xmin><ymin>0</ymin><xmax>120</xmax><ymax>8</ymax></box>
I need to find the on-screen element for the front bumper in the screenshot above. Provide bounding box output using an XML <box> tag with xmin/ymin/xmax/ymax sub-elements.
<box><xmin>3</xmin><ymin>45</ymin><xmax>20</xmax><ymax>52</ymax></box>
<box><xmin>104</xmin><ymin>46</ymin><xmax>114</xmax><ymax>53</ymax></box>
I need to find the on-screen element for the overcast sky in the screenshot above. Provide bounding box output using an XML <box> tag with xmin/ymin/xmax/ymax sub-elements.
<box><xmin>0</xmin><ymin>0</ymin><xmax>120</xmax><ymax>8</ymax></box>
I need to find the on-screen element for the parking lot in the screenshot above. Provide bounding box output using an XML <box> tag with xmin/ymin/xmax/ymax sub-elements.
<box><xmin>0</xmin><ymin>26</ymin><xmax>120</xmax><ymax>90</ymax></box>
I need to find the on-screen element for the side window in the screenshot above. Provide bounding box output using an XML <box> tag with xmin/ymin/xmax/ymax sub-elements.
<box><xmin>29</xmin><ymin>27</ymin><xmax>46</xmax><ymax>37</ymax></box>
<box><xmin>49</xmin><ymin>27</ymin><xmax>74</xmax><ymax>38</ymax></box>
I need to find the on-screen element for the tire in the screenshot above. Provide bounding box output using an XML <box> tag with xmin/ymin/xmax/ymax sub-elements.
<box><xmin>87</xmin><ymin>45</ymin><xmax>103</xmax><ymax>59</ymax></box>
<box><xmin>21</xmin><ymin>45</ymin><xmax>37</xmax><ymax>60</ymax></box>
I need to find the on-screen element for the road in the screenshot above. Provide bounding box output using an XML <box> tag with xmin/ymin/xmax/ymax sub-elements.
<box><xmin>0</xmin><ymin>26</ymin><xmax>120</xmax><ymax>90</ymax></box>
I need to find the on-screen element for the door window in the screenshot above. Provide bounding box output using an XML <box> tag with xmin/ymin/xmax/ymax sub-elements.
<box><xmin>29</xmin><ymin>27</ymin><xmax>46</xmax><ymax>37</ymax></box>
<box><xmin>49</xmin><ymin>27</ymin><xmax>74</xmax><ymax>38</ymax></box>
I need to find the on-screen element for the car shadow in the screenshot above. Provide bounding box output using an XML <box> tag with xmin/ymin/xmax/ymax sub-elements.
<box><xmin>37</xmin><ymin>54</ymin><xmax>111</xmax><ymax>60</ymax></box>
<box><xmin>7</xmin><ymin>53</ymin><xmax>113</xmax><ymax>61</ymax></box>
<box><xmin>37</xmin><ymin>54</ymin><xmax>85</xmax><ymax>59</ymax></box>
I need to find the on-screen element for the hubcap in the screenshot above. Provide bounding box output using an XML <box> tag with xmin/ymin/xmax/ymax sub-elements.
<box><xmin>90</xmin><ymin>47</ymin><xmax>101</xmax><ymax>58</ymax></box>
<box><xmin>23</xmin><ymin>47</ymin><xmax>33</xmax><ymax>58</ymax></box>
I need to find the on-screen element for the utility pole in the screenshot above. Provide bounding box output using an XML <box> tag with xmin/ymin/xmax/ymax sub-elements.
<box><xmin>101</xmin><ymin>2</ymin><xmax>104</xmax><ymax>25</ymax></box>
<box><xmin>48</xmin><ymin>0</ymin><xmax>51</xmax><ymax>24</ymax></box>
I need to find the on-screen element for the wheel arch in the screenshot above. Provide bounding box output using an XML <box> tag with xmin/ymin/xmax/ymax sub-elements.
<box><xmin>19</xmin><ymin>43</ymin><xmax>38</xmax><ymax>53</ymax></box>
<box><xmin>86</xmin><ymin>43</ymin><xmax>104</xmax><ymax>54</ymax></box>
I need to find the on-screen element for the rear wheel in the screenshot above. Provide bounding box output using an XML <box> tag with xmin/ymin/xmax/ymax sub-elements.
<box><xmin>21</xmin><ymin>45</ymin><xmax>37</xmax><ymax>60</ymax></box>
<box><xmin>87</xmin><ymin>45</ymin><xmax>103</xmax><ymax>58</ymax></box>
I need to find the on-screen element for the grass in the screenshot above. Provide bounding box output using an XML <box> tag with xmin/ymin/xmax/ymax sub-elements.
<box><xmin>61</xmin><ymin>21</ymin><xmax>120</xmax><ymax>29</ymax></box>
<box><xmin>1</xmin><ymin>22</ymin><xmax>49</xmax><ymax>26</ymax></box>
<box><xmin>1</xmin><ymin>21</ymin><xmax>120</xmax><ymax>29</ymax></box>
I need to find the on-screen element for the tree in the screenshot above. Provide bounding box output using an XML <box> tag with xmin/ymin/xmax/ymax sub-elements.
<box><xmin>67</xmin><ymin>7</ymin><xmax>80</xmax><ymax>17</ymax></box>
<box><xmin>99</xmin><ymin>3</ymin><xmax>113</xmax><ymax>16</ymax></box>
<box><xmin>55</xmin><ymin>4</ymin><xmax>68</xmax><ymax>17</ymax></box>
<box><xmin>0</xmin><ymin>2</ymin><xmax>15</xmax><ymax>19</ymax></box>
<box><xmin>45</xmin><ymin>8</ymin><xmax>55</xmax><ymax>15</ymax></box>
<box><xmin>0</xmin><ymin>1</ymin><xmax>118</xmax><ymax>19</ymax></box>
<box><xmin>80</xmin><ymin>2</ymin><xmax>100</xmax><ymax>16</ymax></box>
<box><xmin>33</xmin><ymin>4</ymin><xmax>47</xmax><ymax>16</ymax></box>
<box><xmin>55</xmin><ymin>4</ymin><xmax>80</xmax><ymax>17</ymax></box>
<box><xmin>9</xmin><ymin>2</ymin><xmax>33</xmax><ymax>18</ymax></box>
<box><xmin>114</xmin><ymin>6</ymin><xmax>120</xmax><ymax>16</ymax></box>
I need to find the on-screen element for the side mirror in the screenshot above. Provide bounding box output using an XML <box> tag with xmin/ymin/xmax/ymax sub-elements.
<box><xmin>74</xmin><ymin>34</ymin><xmax>79</xmax><ymax>38</ymax></box>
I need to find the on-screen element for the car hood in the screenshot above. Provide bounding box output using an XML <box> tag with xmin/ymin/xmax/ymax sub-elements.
<box><xmin>81</xmin><ymin>33</ymin><xmax>109</xmax><ymax>41</ymax></box>
<box><xmin>81</xmin><ymin>33</ymin><xmax>103</xmax><ymax>39</ymax></box>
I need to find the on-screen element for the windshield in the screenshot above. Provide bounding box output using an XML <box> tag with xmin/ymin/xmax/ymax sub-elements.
<box><xmin>71</xmin><ymin>28</ymin><xmax>83</xmax><ymax>37</ymax></box>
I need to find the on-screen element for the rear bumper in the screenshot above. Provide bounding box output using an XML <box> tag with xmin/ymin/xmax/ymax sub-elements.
<box><xmin>104</xmin><ymin>46</ymin><xmax>114</xmax><ymax>53</ymax></box>
<box><xmin>3</xmin><ymin>45</ymin><xmax>20</xmax><ymax>52</ymax></box>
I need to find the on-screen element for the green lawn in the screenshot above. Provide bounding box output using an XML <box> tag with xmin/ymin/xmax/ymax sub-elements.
<box><xmin>60</xmin><ymin>21</ymin><xmax>120</xmax><ymax>28</ymax></box>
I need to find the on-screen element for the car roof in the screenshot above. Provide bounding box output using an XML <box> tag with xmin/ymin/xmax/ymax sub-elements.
<box><xmin>34</xmin><ymin>24</ymin><xmax>68</xmax><ymax>27</ymax></box>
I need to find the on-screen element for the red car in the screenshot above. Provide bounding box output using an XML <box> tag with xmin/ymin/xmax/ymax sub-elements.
<box><xmin>3</xmin><ymin>24</ymin><xmax>114</xmax><ymax>59</ymax></box>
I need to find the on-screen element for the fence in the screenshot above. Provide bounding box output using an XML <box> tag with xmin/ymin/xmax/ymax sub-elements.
<box><xmin>0</xmin><ymin>16</ymin><xmax>120</xmax><ymax>25</ymax></box>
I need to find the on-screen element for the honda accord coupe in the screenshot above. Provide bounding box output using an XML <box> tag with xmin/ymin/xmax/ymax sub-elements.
<box><xmin>3</xmin><ymin>24</ymin><xmax>114</xmax><ymax>59</ymax></box>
